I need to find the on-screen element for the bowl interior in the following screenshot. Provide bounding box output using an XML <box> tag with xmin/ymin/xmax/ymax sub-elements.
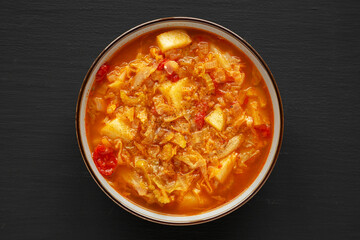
<box><xmin>76</xmin><ymin>18</ymin><xmax>282</xmax><ymax>225</ymax></box>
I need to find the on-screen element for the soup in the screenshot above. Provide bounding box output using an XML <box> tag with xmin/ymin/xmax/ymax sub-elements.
<box><xmin>85</xmin><ymin>28</ymin><xmax>273</xmax><ymax>215</ymax></box>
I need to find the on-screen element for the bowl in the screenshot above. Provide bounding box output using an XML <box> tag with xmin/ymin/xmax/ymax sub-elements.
<box><xmin>75</xmin><ymin>17</ymin><xmax>283</xmax><ymax>225</ymax></box>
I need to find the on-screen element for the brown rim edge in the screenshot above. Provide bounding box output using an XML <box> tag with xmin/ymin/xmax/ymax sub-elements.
<box><xmin>75</xmin><ymin>16</ymin><xmax>284</xmax><ymax>226</ymax></box>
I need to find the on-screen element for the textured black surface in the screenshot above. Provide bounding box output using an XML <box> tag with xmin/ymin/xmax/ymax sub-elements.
<box><xmin>1</xmin><ymin>0</ymin><xmax>360</xmax><ymax>239</ymax></box>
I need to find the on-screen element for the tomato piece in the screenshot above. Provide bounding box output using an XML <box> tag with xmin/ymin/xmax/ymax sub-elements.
<box><xmin>194</xmin><ymin>101</ymin><xmax>209</xmax><ymax>130</ymax></box>
<box><xmin>95</xmin><ymin>63</ymin><xmax>110</xmax><ymax>82</ymax></box>
<box><xmin>157</xmin><ymin>58</ymin><xmax>169</xmax><ymax>70</ymax></box>
<box><xmin>92</xmin><ymin>144</ymin><xmax>117</xmax><ymax>176</ymax></box>
<box><xmin>242</xmin><ymin>96</ymin><xmax>249</xmax><ymax>106</ymax></box>
<box><xmin>254</xmin><ymin>124</ymin><xmax>271</xmax><ymax>138</ymax></box>
<box><xmin>169</xmin><ymin>73</ymin><xmax>179</xmax><ymax>82</ymax></box>
<box><xmin>213</xmin><ymin>81</ymin><xmax>224</xmax><ymax>95</ymax></box>
<box><xmin>195</xmin><ymin>112</ymin><xmax>206</xmax><ymax>130</ymax></box>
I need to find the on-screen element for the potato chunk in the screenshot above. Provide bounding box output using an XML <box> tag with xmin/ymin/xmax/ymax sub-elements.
<box><xmin>210</xmin><ymin>45</ymin><xmax>231</xmax><ymax>69</ymax></box>
<box><xmin>212</xmin><ymin>153</ymin><xmax>237</xmax><ymax>183</ymax></box>
<box><xmin>246</xmin><ymin>100</ymin><xmax>269</xmax><ymax>126</ymax></box>
<box><xmin>101</xmin><ymin>118</ymin><xmax>135</xmax><ymax>141</ymax></box>
<box><xmin>205</xmin><ymin>108</ymin><xmax>225</xmax><ymax>131</ymax></box>
<box><xmin>159</xmin><ymin>77</ymin><xmax>188</xmax><ymax>110</ymax></box>
<box><xmin>178</xmin><ymin>192</ymin><xmax>199</xmax><ymax>209</ymax></box>
<box><xmin>246</xmin><ymin>87</ymin><xmax>267</xmax><ymax>107</ymax></box>
<box><xmin>157</xmin><ymin>30</ymin><xmax>192</xmax><ymax>52</ymax></box>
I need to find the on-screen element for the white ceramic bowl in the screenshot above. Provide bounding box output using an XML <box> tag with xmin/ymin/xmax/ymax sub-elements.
<box><xmin>76</xmin><ymin>17</ymin><xmax>284</xmax><ymax>225</ymax></box>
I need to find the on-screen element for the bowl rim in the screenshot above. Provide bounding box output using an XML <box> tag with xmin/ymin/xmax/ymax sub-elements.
<box><xmin>75</xmin><ymin>16</ymin><xmax>284</xmax><ymax>225</ymax></box>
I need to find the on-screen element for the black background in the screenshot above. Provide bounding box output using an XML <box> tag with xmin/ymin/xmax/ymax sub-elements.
<box><xmin>1</xmin><ymin>0</ymin><xmax>360</xmax><ymax>239</ymax></box>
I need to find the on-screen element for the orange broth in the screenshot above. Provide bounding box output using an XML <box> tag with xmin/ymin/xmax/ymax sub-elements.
<box><xmin>85</xmin><ymin>28</ymin><xmax>273</xmax><ymax>215</ymax></box>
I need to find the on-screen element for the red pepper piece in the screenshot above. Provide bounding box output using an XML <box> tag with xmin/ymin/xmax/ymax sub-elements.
<box><xmin>195</xmin><ymin>112</ymin><xmax>206</xmax><ymax>130</ymax></box>
<box><xmin>213</xmin><ymin>81</ymin><xmax>224</xmax><ymax>95</ymax></box>
<box><xmin>95</xmin><ymin>63</ymin><xmax>110</xmax><ymax>82</ymax></box>
<box><xmin>92</xmin><ymin>144</ymin><xmax>117</xmax><ymax>176</ymax></box>
<box><xmin>169</xmin><ymin>73</ymin><xmax>179</xmax><ymax>82</ymax></box>
<box><xmin>194</xmin><ymin>101</ymin><xmax>209</xmax><ymax>130</ymax></box>
<box><xmin>242</xmin><ymin>96</ymin><xmax>249</xmax><ymax>106</ymax></box>
<box><xmin>254</xmin><ymin>124</ymin><xmax>271</xmax><ymax>138</ymax></box>
<box><xmin>157</xmin><ymin>58</ymin><xmax>169</xmax><ymax>70</ymax></box>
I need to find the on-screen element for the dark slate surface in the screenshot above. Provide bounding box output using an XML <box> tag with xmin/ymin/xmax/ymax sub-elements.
<box><xmin>1</xmin><ymin>0</ymin><xmax>359</xmax><ymax>239</ymax></box>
